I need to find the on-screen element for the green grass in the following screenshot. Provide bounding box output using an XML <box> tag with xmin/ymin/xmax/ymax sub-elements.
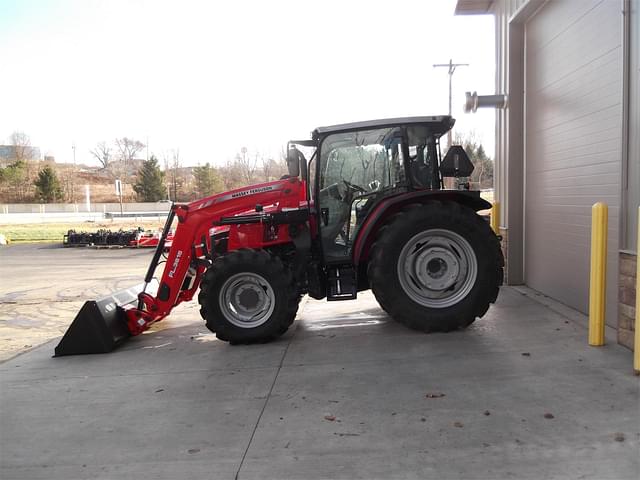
<box><xmin>0</xmin><ymin>225</ymin><xmax>67</xmax><ymax>242</ymax></box>
<box><xmin>0</xmin><ymin>221</ymin><xmax>164</xmax><ymax>243</ymax></box>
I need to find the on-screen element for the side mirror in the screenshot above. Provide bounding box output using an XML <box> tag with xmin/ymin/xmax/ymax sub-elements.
<box><xmin>286</xmin><ymin>146</ymin><xmax>301</xmax><ymax>178</ymax></box>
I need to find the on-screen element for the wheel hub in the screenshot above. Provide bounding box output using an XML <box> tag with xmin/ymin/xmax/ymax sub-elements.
<box><xmin>415</xmin><ymin>247</ymin><xmax>460</xmax><ymax>291</ymax></box>
<box><xmin>219</xmin><ymin>273</ymin><xmax>275</xmax><ymax>328</ymax></box>
<box><xmin>237</xmin><ymin>286</ymin><xmax>261</xmax><ymax>310</ymax></box>
<box><xmin>398</xmin><ymin>229</ymin><xmax>478</xmax><ymax>308</ymax></box>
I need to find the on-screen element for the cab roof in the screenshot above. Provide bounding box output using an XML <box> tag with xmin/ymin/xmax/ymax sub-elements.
<box><xmin>312</xmin><ymin>115</ymin><xmax>455</xmax><ymax>140</ymax></box>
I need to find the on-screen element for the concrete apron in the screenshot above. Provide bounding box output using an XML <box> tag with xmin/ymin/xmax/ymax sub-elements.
<box><xmin>1</xmin><ymin>287</ymin><xmax>638</xmax><ymax>480</ymax></box>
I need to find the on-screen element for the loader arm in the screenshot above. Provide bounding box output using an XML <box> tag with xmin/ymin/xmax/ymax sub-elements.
<box><xmin>123</xmin><ymin>177</ymin><xmax>306</xmax><ymax>335</ymax></box>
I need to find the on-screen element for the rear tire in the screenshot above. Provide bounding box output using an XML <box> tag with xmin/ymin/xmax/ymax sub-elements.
<box><xmin>367</xmin><ymin>201</ymin><xmax>503</xmax><ymax>332</ymax></box>
<box><xmin>198</xmin><ymin>249</ymin><xmax>299</xmax><ymax>344</ymax></box>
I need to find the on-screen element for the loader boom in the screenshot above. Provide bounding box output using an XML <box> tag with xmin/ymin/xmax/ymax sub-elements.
<box><xmin>123</xmin><ymin>177</ymin><xmax>307</xmax><ymax>335</ymax></box>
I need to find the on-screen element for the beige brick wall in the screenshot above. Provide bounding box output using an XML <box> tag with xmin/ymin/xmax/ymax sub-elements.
<box><xmin>618</xmin><ymin>253</ymin><xmax>637</xmax><ymax>350</ymax></box>
<box><xmin>499</xmin><ymin>227</ymin><xmax>509</xmax><ymax>284</ymax></box>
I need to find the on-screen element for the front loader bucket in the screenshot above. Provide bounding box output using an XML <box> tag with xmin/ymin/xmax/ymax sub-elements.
<box><xmin>54</xmin><ymin>281</ymin><xmax>157</xmax><ymax>357</ymax></box>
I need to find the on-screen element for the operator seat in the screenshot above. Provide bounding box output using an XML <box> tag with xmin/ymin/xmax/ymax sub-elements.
<box><xmin>410</xmin><ymin>145</ymin><xmax>429</xmax><ymax>189</ymax></box>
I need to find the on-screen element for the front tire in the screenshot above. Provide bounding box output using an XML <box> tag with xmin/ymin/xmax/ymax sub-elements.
<box><xmin>198</xmin><ymin>249</ymin><xmax>299</xmax><ymax>344</ymax></box>
<box><xmin>368</xmin><ymin>201</ymin><xmax>503</xmax><ymax>332</ymax></box>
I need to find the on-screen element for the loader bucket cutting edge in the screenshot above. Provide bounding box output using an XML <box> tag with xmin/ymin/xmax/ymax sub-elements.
<box><xmin>54</xmin><ymin>279</ymin><xmax>158</xmax><ymax>357</ymax></box>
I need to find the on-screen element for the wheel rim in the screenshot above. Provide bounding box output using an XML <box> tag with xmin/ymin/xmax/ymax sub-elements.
<box><xmin>397</xmin><ymin>229</ymin><xmax>477</xmax><ymax>308</ymax></box>
<box><xmin>218</xmin><ymin>272</ymin><xmax>276</xmax><ymax>328</ymax></box>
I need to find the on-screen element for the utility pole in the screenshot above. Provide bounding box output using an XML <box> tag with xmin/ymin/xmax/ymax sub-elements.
<box><xmin>433</xmin><ymin>59</ymin><xmax>469</xmax><ymax>148</ymax></box>
<box><xmin>71</xmin><ymin>142</ymin><xmax>76</xmax><ymax>203</ymax></box>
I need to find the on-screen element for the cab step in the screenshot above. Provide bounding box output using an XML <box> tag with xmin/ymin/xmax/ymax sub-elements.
<box><xmin>327</xmin><ymin>265</ymin><xmax>357</xmax><ymax>301</ymax></box>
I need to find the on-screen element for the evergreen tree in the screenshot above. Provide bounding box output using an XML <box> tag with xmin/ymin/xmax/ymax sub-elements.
<box><xmin>0</xmin><ymin>160</ymin><xmax>29</xmax><ymax>202</ymax></box>
<box><xmin>453</xmin><ymin>134</ymin><xmax>494</xmax><ymax>190</ymax></box>
<box><xmin>33</xmin><ymin>165</ymin><xmax>63</xmax><ymax>202</ymax></box>
<box><xmin>133</xmin><ymin>155</ymin><xmax>166</xmax><ymax>201</ymax></box>
<box><xmin>193</xmin><ymin>162</ymin><xmax>224</xmax><ymax>197</ymax></box>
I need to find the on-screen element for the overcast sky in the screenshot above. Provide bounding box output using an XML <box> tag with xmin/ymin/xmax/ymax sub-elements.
<box><xmin>0</xmin><ymin>0</ymin><xmax>495</xmax><ymax>167</ymax></box>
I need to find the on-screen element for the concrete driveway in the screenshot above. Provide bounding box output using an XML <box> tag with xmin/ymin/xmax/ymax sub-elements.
<box><xmin>0</xmin><ymin>245</ymin><xmax>638</xmax><ymax>479</ymax></box>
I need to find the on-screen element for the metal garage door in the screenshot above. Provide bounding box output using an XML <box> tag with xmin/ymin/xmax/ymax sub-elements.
<box><xmin>524</xmin><ymin>0</ymin><xmax>622</xmax><ymax>323</ymax></box>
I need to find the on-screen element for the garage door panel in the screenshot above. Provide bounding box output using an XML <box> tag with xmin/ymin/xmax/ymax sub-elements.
<box><xmin>525</xmin><ymin>244</ymin><xmax>619</xmax><ymax>315</ymax></box>
<box><xmin>525</xmin><ymin>162</ymin><xmax>616</xmax><ymax>181</ymax></box>
<box><xmin>529</xmin><ymin>142</ymin><xmax>622</xmax><ymax>173</ymax></box>
<box><xmin>525</xmin><ymin>247</ymin><xmax>590</xmax><ymax>306</ymax></box>
<box><xmin>542</xmin><ymin>123</ymin><xmax>622</xmax><ymax>155</ymax></box>
<box><xmin>527</xmin><ymin>106</ymin><xmax>621</xmax><ymax>157</ymax></box>
<box><xmin>531</xmin><ymin>103</ymin><xmax>621</xmax><ymax>142</ymax></box>
<box><xmin>527</xmin><ymin>1</ymin><xmax>621</xmax><ymax>88</ymax></box>
<box><xmin>526</xmin><ymin>0</ymin><xmax>602</xmax><ymax>54</ymax></box>
<box><xmin>532</xmin><ymin>170</ymin><xmax>619</xmax><ymax>186</ymax></box>
<box><xmin>528</xmin><ymin>173</ymin><xmax>622</xmax><ymax>190</ymax></box>
<box><xmin>528</xmin><ymin>80</ymin><xmax>622</xmax><ymax>132</ymax></box>
<box><xmin>534</xmin><ymin>52</ymin><xmax>622</xmax><ymax>105</ymax></box>
<box><xmin>524</xmin><ymin>0</ymin><xmax>621</xmax><ymax>324</ymax></box>
<box><xmin>533</xmin><ymin>182</ymin><xmax>622</xmax><ymax>197</ymax></box>
<box><xmin>527</xmin><ymin>215</ymin><xmax>619</xmax><ymax>248</ymax></box>
<box><xmin>532</xmin><ymin>1</ymin><xmax>622</xmax><ymax>90</ymax></box>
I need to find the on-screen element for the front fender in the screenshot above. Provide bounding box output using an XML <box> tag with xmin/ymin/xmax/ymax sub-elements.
<box><xmin>352</xmin><ymin>190</ymin><xmax>491</xmax><ymax>266</ymax></box>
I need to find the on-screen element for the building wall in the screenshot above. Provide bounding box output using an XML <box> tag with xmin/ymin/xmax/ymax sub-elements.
<box><xmin>523</xmin><ymin>0</ymin><xmax>622</xmax><ymax>325</ymax></box>
<box><xmin>622</xmin><ymin>0</ymin><xmax>640</xmax><ymax>253</ymax></box>
<box><xmin>618</xmin><ymin>0</ymin><xmax>639</xmax><ymax>350</ymax></box>
<box><xmin>480</xmin><ymin>0</ymin><xmax>638</xmax><ymax>348</ymax></box>
<box><xmin>618</xmin><ymin>252</ymin><xmax>637</xmax><ymax>348</ymax></box>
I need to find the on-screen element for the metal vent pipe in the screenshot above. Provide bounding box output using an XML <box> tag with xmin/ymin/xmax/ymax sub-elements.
<box><xmin>464</xmin><ymin>91</ymin><xmax>508</xmax><ymax>113</ymax></box>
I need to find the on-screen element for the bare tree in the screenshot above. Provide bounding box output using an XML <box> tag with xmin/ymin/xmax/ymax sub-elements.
<box><xmin>89</xmin><ymin>141</ymin><xmax>112</xmax><ymax>170</ymax></box>
<box><xmin>111</xmin><ymin>137</ymin><xmax>145</xmax><ymax>201</ymax></box>
<box><xmin>261</xmin><ymin>157</ymin><xmax>286</xmax><ymax>182</ymax></box>
<box><xmin>10</xmin><ymin>131</ymin><xmax>35</xmax><ymax>162</ymax></box>
<box><xmin>7</xmin><ymin>131</ymin><xmax>37</xmax><ymax>200</ymax></box>
<box><xmin>115</xmin><ymin>137</ymin><xmax>145</xmax><ymax>167</ymax></box>
<box><xmin>165</xmin><ymin>149</ymin><xmax>183</xmax><ymax>201</ymax></box>
<box><xmin>261</xmin><ymin>157</ymin><xmax>275</xmax><ymax>182</ymax></box>
<box><xmin>220</xmin><ymin>159</ymin><xmax>245</xmax><ymax>190</ymax></box>
<box><xmin>235</xmin><ymin>147</ymin><xmax>260</xmax><ymax>184</ymax></box>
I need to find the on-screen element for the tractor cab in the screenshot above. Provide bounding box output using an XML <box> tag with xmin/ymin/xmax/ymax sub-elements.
<box><xmin>289</xmin><ymin>116</ymin><xmax>467</xmax><ymax>264</ymax></box>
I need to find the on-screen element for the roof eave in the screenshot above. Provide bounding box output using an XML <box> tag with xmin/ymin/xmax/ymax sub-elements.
<box><xmin>454</xmin><ymin>0</ymin><xmax>494</xmax><ymax>15</ymax></box>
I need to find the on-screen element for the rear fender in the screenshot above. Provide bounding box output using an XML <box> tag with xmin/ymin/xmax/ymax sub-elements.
<box><xmin>352</xmin><ymin>190</ymin><xmax>491</xmax><ymax>266</ymax></box>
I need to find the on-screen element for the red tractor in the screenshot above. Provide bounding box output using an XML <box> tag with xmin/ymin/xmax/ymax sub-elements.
<box><xmin>55</xmin><ymin>116</ymin><xmax>503</xmax><ymax>356</ymax></box>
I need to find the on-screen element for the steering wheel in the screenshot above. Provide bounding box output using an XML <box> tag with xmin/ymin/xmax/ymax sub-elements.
<box><xmin>343</xmin><ymin>180</ymin><xmax>367</xmax><ymax>194</ymax></box>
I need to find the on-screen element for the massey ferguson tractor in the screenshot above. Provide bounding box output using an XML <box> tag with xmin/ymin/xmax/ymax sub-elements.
<box><xmin>55</xmin><ymin>116</ymin><xmax>504</xmax><ymax>356</ymax></box>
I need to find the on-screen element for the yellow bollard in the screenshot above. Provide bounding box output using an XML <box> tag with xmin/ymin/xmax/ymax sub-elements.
<box><xmin>634</xmin><ymin>207</ymin><xmax>640</xmax><ymax>374</ymax></box>
<box><xmin>589</xmin><ymin>202</ymin><xmax>608</xmax><ymax>346</ymax></box>
<box><xmin>491</xmin><ymin>202</ymin><xmax>500</xmax><ymax>235</ymax></box>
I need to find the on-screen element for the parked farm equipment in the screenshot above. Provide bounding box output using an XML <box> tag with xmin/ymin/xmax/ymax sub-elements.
<box><xmin>63</xmin><ymin>228</ymin><xmax>174</xmax><ymax>249</ymax></box>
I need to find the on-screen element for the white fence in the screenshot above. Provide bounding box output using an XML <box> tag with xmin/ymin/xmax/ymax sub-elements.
<box><xmin>1</xmin><ymin>202</ymin><xmax>170</xmax><ymax>214</ymax></box>
<box><xmin>0</xmin><ymin>203</ymin><xmax>170</xmax><ymax>224</ymax></box>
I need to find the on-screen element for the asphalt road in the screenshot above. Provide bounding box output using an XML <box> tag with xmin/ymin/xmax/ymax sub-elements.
<box><xmin>0</xmin><ymin>243</ymin><xmax>154</xmax><ymax>361</ymax></box>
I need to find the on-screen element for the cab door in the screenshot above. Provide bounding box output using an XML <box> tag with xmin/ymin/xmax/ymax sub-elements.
<box><xmin>317</xmin><ymin>127</ymin><xmax>404</xmax><ymax>262</ymax></box>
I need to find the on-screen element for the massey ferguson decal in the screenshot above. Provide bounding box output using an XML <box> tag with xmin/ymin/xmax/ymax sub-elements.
<box><xmin>197</xmin><ymin>184</ymin><xmax>280</xmax><ymax>209</ymax></box>
<box><xmin>231</xmin><ymin>185</ymin><xmax>274</xmax><ymax>198</ymax></box>
<box><xmin>168</xmin><ymin>250</ymin><xmax>182</xmax><ymax>278</ymax></box>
